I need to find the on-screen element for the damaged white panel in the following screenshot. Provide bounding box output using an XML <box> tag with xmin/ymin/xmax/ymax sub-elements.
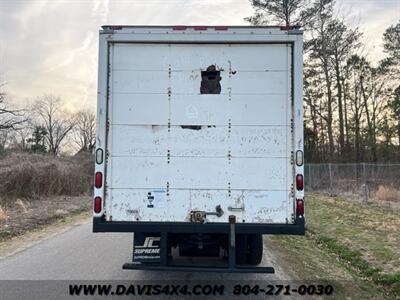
<box><xmin>106</xmin><ymin>42</ymin><xmax>295</xmax><ymax>224</ymax></box>
<box><xmin>230</xmin><ymin>94</ymin><xmax>288</xmax><ymax>126</ymax></box>
<box><xmin>170</xmin><ymin>157</ymin><xmax>229</xmax><ymax>189</ymax></box>
<box><xmin>109</xmin><ymin>189</ymin><xmax>290</xmax><ymax>223</ymax></box>
<box><xmin>110</xmin><ymin>125</ymin><xmax>169</xmax><ymax>157</ymax></box>
<box><xmin>229</xmin><ymin>71</ymin><xmax>288</xmax><ymax>95</ymax></box>
<box><xmin>112</xmin><ymin>44</ymin><xmax>170</xmax><ymax>70</ymax></box>
<box><xmin>171</xmin><ymin>70</ymin><xmax>286</xmax><ymax>95</ymax></box>
<box><xmin>169</xmin><ymin>44</ymin><xmax>289</xmax><ymax>71</ymax></box>
<box><xmin>112</xmin><ymin>70</ymin><xmax>169</xmax><ymax>94</ymax></box>
<box><xmin>243</xmin><ymin>190</ymin><xmax>291</xmax><ymax>223</ymax></box>
<box><xmin>170</xmin><ymin>126</ymin><xmax>228</xmax><ymax>157</ymax></box>
<box><xmin>109</xmin><ymin>189</ymin><xmax>170</xmax><ymax>222</ymax></box>
<box><xmin>230</xmin><ymin>158</ymin><xmax>288</xmax><ymax>190</ymax></box>
<box><xmin>230</xmin><ymin>126</ymin><xmax>288</xmax><ymax>157</ymax></box>
<box><xmin>111</xmin><ymin>94</ymin><xmax>169</xmax><ymax>125</ymax></box>
<box><xmin>170</xmin><ymin>94</ymin><xmax>229</xmax><ymax>126</ymax></box>
<box><xmin>110</xmin><ymin>157</ymin><xmax>168</xmax><ymax>189</ymax></box>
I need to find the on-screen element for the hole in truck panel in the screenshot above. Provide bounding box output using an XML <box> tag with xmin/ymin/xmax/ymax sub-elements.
<box><xmin>200</xmin><ymin>65</ymin><xmax>221</xmax><ymax>94</ymax></box>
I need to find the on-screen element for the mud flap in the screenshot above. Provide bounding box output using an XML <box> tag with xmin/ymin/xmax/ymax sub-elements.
<box><xmin>132</xmin><ymin>232</ymin><xmax>161</xmax><ymax>264</ymax></box>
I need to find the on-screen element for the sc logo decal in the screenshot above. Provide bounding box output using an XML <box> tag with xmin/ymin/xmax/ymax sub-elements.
<box><xmin>136</xmin><ymin>237</ymin><xmax>160</xmax><ymax>248</ymax></box>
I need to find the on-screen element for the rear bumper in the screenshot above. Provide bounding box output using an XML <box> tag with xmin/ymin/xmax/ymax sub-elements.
<box><xmin>93</xmin><ymin>216</ymin><xmax>305</xmax><ymax>235</ymax></box>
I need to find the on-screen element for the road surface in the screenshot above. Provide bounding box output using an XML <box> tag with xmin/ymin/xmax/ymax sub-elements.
<box><xmin>0</xmin><ymin>219</ymin><xmax>298</xmax><ymax>299</ymax></box>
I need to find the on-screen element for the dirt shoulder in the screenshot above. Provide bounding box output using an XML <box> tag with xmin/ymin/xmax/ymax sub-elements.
<box><xmin>0</xmin><ymin>211</ymin><xmax>90</xmax><ymax>259</ymax></box>
<box><xmin>0</xmin><ymin>196</ymin><xmax>91</xmax><ymax>242</ymax></box>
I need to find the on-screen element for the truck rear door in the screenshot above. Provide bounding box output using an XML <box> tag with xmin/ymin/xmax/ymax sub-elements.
<box><xmin>105</xmin><ymin>43</ymin><xmax>294</xmax><ymax>224</ymax></box>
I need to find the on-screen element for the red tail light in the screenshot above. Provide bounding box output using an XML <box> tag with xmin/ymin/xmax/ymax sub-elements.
<box><xmin>172</xmin><ymin>25</ymin><xmax>187</xmax><ymax>30</ymax></box>
<box><xmin>193</xmin><ymin>26</ymin><xmax>208</xmax><ymax>31</ymax></box>
<box><xmin>296</xmin><ymin>199</ymin><xmax>304</xmax><ymax>216</ymax></box>
<box><xmin>215</xmin><ymin>26</ymin><xmax>228</xmax><ymax>31</ymax></box>
<box><xmin>296</xmin><ymin>174</ymin><xmax>303</xmax><ymax>191</ymax></box>
<box><xmin>94</xmin><ymin>197</ymin><xmax>102</xmax><ymax>213</ymax></box>
<box><xmin>95</xmin><ymin>172</ymin><xmax>102</xmax><ymax>188</ymax></box>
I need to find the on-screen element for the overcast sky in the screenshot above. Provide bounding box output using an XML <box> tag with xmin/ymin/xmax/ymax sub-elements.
<box><xmin>0</xmin><ymin>0</ymin><xmax>399</xmax><ymax>111</ymax></box>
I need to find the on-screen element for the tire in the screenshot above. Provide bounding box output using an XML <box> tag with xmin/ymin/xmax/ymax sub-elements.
<box><xmin>235</xmin><ymin>234</ymin><xmax>247</xmax><ymax>265</ymax></box>
<box><xmin>246</xmin><ymin>234</ymin><xmax>263</xmax><ymax>265</ymax></box>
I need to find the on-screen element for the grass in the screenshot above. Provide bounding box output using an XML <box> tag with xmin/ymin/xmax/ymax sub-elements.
<box><xmin>306</xmin><ymin>194</ymin><xmax>400</xmax><ymax>275</ymax></box>
<box><xmin>268</xmin><ymin>235</ymin><xmax>381</xmax><ymax>299</ymax></box>
<box><xmin>270</xmin><ymin>193</ymin><xmax>400</xmax><ymax>299</ymax></box>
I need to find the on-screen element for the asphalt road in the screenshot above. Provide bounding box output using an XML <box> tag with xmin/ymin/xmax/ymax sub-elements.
<box><xmin>0</xmin><ymin>220</ymin><xmax>296</xmax><ymax>299</ymax></box>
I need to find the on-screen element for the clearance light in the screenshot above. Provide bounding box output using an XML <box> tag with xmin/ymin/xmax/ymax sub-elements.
<box><xmin>172</xmin><ymin>26</ymin><xmax>187</xmax><ymax>30</ymax></box>
<box><xmin>95</xmin><ymin>172</ymin><xmax>103</xmax><ymax>189</ymax></box>
<box><xmin>296</xmin><ymin>150</ymin><xmax>303</xmax><ymax>166</ymax></box>
<box><xmin>296</xmin><ymin>199</ymin><xmax>304</xmax><ymax>216</ymax></box>
<box><xmin>94</xmin><ymin>197</ymin><xmax>102</xmax><ymax>213</ymax></box>
<box><xmin>296</xmin><ymin>174</ymin><xmax>303</xmax><ymax>191</ymax></box>
<box><xmin>96</xmin><ymin>148</ymin><xmax>103</xmax><ymax>164</ymax></box>
<box><xmin>193</xmin><ymin>26</ymin><xmax>208</xmax><ymax>31</ymax></box>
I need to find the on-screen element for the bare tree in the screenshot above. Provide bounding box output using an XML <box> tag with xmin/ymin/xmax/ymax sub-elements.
<box><xmin>306</xmin><ymin>0</ymin><xmax>336</xmax><ymax>158</ymax></box>
<box><xmin>328</xmin><ymin>19</ymin><xmax>361</xmax><ymax>155</ymax></box>
<box><xmin>0</xmin><ymin>84</ymin><xmax>26</xmax><ymax>131</ymax></box>
<box><xmin>74</xmin><ymin>109</ymin><xmax>96</xmax><ymax>153</ymax></box>
<box><xmin>33</xmin><ymin>94</ymin><xmax>75</xmax><ymax>156</ymax></box>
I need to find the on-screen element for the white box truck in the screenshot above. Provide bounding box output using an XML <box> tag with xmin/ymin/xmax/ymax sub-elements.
<box><xmin>93</xmin><ymin>25</ymin><xmax>304</xmax><ymax>273</ymax></box>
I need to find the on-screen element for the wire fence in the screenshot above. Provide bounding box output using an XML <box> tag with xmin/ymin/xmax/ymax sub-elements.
<box><xmin>305</xmin><ymin>163</ymin><xmax>400</xmax><ymax>205</ymax></box>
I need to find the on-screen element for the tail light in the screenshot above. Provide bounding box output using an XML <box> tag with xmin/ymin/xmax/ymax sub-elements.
<box><xmin>193</xmin><ymin>26</ymin><xmax>208</xmax><ymax>31</ymax></box>
<box><xmin>94</xmin><ymin>197</ymin><xmax>102</xmax><ymax>213</ymax></box>
<box><xmin>296</xmin><ymin>174</ymin><xmax>303</xmax><ymax>191</ymax></box>
<box><xmin>215</xmin><ymin>26</ymin><xmax>228</xmax><ymax>31</ymax></box>
<box><xmin>95</xmin><ymin>172</ymin><xmax>102</xmax><ymax>188</ymax></box>
<box><xmin>172</xmin><ymin>25</ymin><xmax>187</xmax><ymax>30</ymax></box>
<box><xmin>296</xmin><ymin>199</ymin><xmax>304</xmax><ymax>216</ymax></box>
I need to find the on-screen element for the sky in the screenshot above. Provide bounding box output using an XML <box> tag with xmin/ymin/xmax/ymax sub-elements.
<box><xmin>0</xmin><ymin>0</ymin><xmax>399</xmax><ymax>111</ymax></box>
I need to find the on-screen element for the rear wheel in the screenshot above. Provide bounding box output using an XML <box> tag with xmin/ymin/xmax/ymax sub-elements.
<box><xmin>246</xmin><ymin>234</ymin><xmax>263</xmax><ymax>265</ymax></box>
<box><xmin>235</xmin><ymin>235</ymin><xmax>247</xmax><ymax>264</ymax></box>
<box><xmin>235</xmin><ymin>234</ymin><xmax>263</xmax><ymax>265</ymax></box>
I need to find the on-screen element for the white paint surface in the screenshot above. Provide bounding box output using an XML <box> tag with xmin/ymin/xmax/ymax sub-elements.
<box><xmin>97</xmin><ymin>27</ymin><xmax>303</xmax><ymax>224</ymax></box>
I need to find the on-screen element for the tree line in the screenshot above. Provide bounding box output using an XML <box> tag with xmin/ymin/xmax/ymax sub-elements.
<box><xmin>0</xmin><ymin>91</ymin><xmax>95</xmax><ymax>156</ymax></box>
<box><xmin>247</xmin><ymin>0</ymin><xmax>399</xmax><ymax>162</ymax></box>
<box><xmin>0</xmin><ymin>1</ymin><xmax>398</xmax><ymax>161</ymax></box>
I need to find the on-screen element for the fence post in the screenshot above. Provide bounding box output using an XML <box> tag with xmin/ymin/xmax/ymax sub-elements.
<box><xmin>362</xmin><ymin>162</ymin><xmax>368</xmax><ymax>203</ymax></box>
<box><xmin>328</xmin><ymin>163</ymin><xmax>333</xmax><ymax>197</ymax></box>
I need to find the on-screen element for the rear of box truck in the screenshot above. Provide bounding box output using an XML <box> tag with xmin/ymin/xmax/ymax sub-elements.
<box><xmin>93</xmin><ymin>26</ymin><xmax>304</xmax><ymax>272</ymax></box>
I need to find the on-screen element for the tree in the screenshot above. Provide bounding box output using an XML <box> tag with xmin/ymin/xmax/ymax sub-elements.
<box><xmin>328</xmin><ymin>19</ymin><xmax>361</xmax><ymax>155</ymax></box>
<box><xmin>74</xmin><ymin>109</ymin><xmax>96</xmax><ymax>153</ymax></box>
<box><xmin>0</xmin><ymin>84</ymin><xmax>26</xmax><ymax>131</ymax></box>
<box><xmin>381</xmin><ymin>21</ymin><xmax>400</xmax><ymax>79</ymax></box>
<box><xmin>245</xmin><ymin>0</ymin><xmax>314</xmax><ymax>27</ymax></box>
<box><xmin>27</xmin><ymin>126</ymin><xmax>47</xmax><ymax>154</ymax></box>
<box><xmin>305</xmin><ymin>0</ymin><xmax>336</xmax><ymax>158</ymax></box>
<box><xmin>388</xmin><ymin>86</ymin><xmax>400</xmax><ymax>147</ymax></box>
<box><xmin>33</xmin><ymin>94</ymin><xmax>75</xmax><ymax>156</ymax></box>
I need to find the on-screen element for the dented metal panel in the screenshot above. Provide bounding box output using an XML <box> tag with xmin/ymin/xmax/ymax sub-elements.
<box><xmin>104</xmin><ymin>41</ymin><xmax>297</xmax><ymax>224</ymax></box>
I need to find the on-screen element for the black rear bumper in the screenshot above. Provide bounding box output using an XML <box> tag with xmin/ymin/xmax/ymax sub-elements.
<box><xmin>93</xmin><ymin>216</ymin><xmax>305</xmax><ymax>235</ymax></box>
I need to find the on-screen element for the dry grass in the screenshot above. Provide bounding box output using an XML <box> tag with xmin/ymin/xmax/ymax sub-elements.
<box><xmin>0</xmin><ymin>205</ymin><xmax>6</xmax><ymax>221</ymax></box>
<box><xmin>0</xmin><ymin>152</ymin><xmax>93</xmax><ymax>201</ymax></box>
<box><xmin>375</xmin><ymin>185</ymin><xmax>400</xmax><ymax>202</ymax></box>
